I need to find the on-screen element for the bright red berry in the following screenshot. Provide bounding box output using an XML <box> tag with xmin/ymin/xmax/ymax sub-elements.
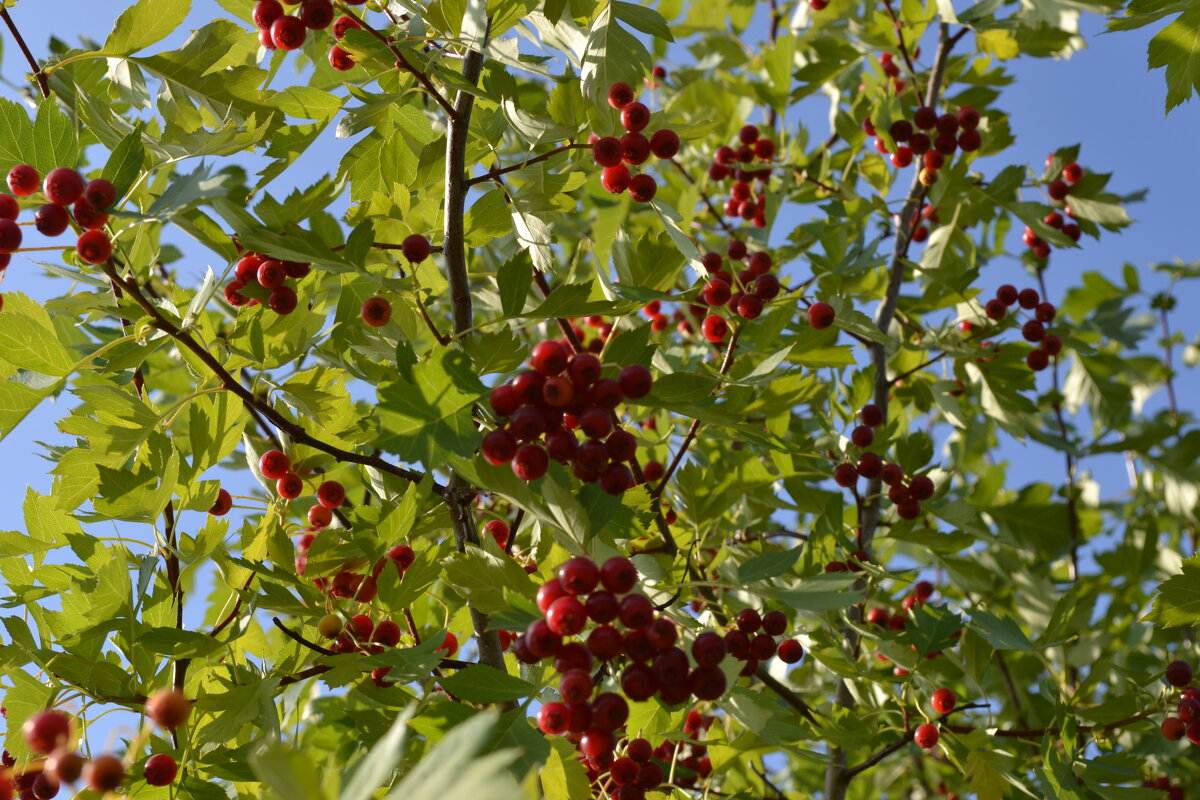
<box><xmin>620</xmin><ymin>102</ymin><xmax>651</xmax><ymax>133</ymax></box>
<box><xmin>807</xmin><ymin>302</ymin><xmax>835</xmax><ymax>330</ymax></box>
<box><xmin>401</xmin><ymin>233</ymin><xmax>431</xmax><ymax>263</ymax></box>
<box><xmin>931</xmin><ymin>688</ymin><xmax>956</xmax><ymax>714</ymax></box>
<box><xmin>144</xmin><ymin>753</ymin><xmax>178</xmax><ymax>786</ymax></box>
<box><xmin>914</xmin><ymin>723</ymin><xmax>939</xmax><ymax>749</ymax></box>
<box><xmin>7</xmin><ymin>164</ymin><xmax>39</xmax><ymax>196</ymax></box>
<box><xmin>270</xmin><ymin>15</ymin><xmax>307</xmax><ymax>49</ymax></box>
<box><xmin>43</xmin><ymin>168</ymin><xmax>84</xmax><ymax>205</ymax></box>
<box><xmin>259</xmin><ymin>450</ymin><xmax>291</xmax><ymax>480</ymax></box>
<box><xmin>607</xmin><ymin>82</ymin><xmax>635</xmax><ymax>109</ymax></box>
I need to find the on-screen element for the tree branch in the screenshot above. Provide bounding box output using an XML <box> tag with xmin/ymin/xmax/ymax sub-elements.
<box><xmin>441</xmin><ymin>19</ymin><xmax>507</xmax><ymax>677</ymax></box>
<box><xmin>466</xmin><ymin>143</ymin><xmax>591</xmax><ymax>187</ymax></box>
<box><xmin>96</xmin><ymin>259</ymin><xmax>440</xmax><ymax>494</ymax></box>
<box><xmin>0</xmin><ymin>7</ymin><xmax>50</xmax><ymax>98</ymax></box>
<box><xmin>336</xmin><ymin>3</ymin><xmax>457</xmax><ymax>118</ymax></box>
<box><xmin>827</xmin><ymin>23</ymin><xmax>961</xmax><ymax>800</ymax></box>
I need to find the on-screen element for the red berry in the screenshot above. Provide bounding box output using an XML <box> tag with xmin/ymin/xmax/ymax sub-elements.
<box><xmin>629</xmin><ymin>174</ymin><xmax>657</xmax><ymax>203</ymax></box>
<box><xmin>0</xmin><ymin>218</ymin><xmax>20</xmax><ymax>254</ymax></box>
<box><xmin>620</xmin><ymin>132</ymin><xmax>651</xmax><ymax>165</ymax></box>
<box><xmin>1162</xmin><ymin>716</ymin><xmax>1186</xmax><ymax>741</ymax></box>
<box><xmin>914</xmin><ymin>723</ymin><xmax>939</xmax><ymax>749</ymax></box>
<box><xmin>909</xmin><ymin>475</ymin><xmax>935</xmax><ymax>501</ymax></box>
<box><xmin>42</xmin><ymin>168</ymin><xmax>83</xmax><ymax>205</ymax></box>
<box><xmin>259</xmin><ymin>450</ymin><xmax>291</xmax><ymax>480</ymax></box>
<box><xmin>762</xmin><ymin>609</ymin><xmax>787</xmax><ymax>635</ymax></box>
<box><xmin>1026</xmin><ymin>349</ymin><xmax>1049</xmax><ymax>371</ymax></box>
<box><xmin>1048</xmin><ymin>179</ymin><xmax>1069</xmax><ymax>201</ymax></box>
<box><xmin>807</xmin><ymin>302</ymin><xmax>835</xmax><ymax>329</ymax></box>
<box><xmin>1022</xmin><ymin>320</ymin><xmax>1045</xmax><ymax>343</ymax></box>
<box><xmin>593</xmin><ymin>136</ymin><xmax>623</xmax><ymax>167</ymax></box>
<box><xmin>1043</xmin><ymin>334</ymin><xmax>1063</xmax><ymax>356</ymax></box>
<box><xmin>512</xmin><ymin>443</ymin><xmax>549</xmax><ymax>480</ymax></box>
<box><xmin>620</xmin><ymin>102</ymin><xmax>651</xmax><ymax>133</ymax></box>
<box><xmin>329</xmin><ymin>46</ymin><xmax>356</xmax><ymax>71</ymax></box>
<box><xmin>547</xmin><ymin>596</ymin><xmax>588</xmax><ymax>636</ymax></box>
<box><xmin>332</xmin><ymin>14</ymin><xmax>361</xmax><ymax>38</ymax></box>
<box><xmin>402</xmin><ymin>233</ymin><xmax>431</xmax><ymax>263</ymax></box>
<box><xmin>35</xmin><ymin>204</ymin><xmax>69</xmax><ymax>236</ymax></box>
<box><xmin>1036</xmin><ymin>302</ymin><xmax>1057</xmax><ymax>323</ymax></box>
<box><xmin>7</xmin><ymin>164</ymin><xmax>39</xmax><ymax>196</ymax></box>
<box><xmin>857</xmin><ymin>452</ymin><xmax>883</xmax><ymax>479</ymax></box>
<box><xmin>209</xmin><ymin>488</ymin><xmax>232</xmax><ymax>516</ymax></box>
<box><xmin>269</xmin><ymin>285</ymin><xmax>298</xmax><ymax>314</ymax></box>
<box><xmin>834</xmin><ymin>463</ymin><xmax>857</xmax><ymax>487</ymax></box>
<box><xmin>145</xmin><ymin>688</ymin><xmax>190</xmax><ymax>730</ymax></box>
<box><xmin>619</xmin><ymin>364</ymin><xmax>652</xmax><ymax>399</ymax></box>
<box><xmin>1165</xmin><ymin>660</ymin><xmax>1193</xmax><ymax>687</ymax></box>
<box><xmin>689</xmin><ymin>665</ymin><xmax>727</xmax><ymax>700</ymax></box>
<box><xmin>958</xmin><ymin>129</ymin><xmax>982</xmax><ymax>152</ymax></box>
<box><xmin>851</xmin><ymin>425</ymin><xmax>874</xmax><ymax>447</ymax></box>
<box><xmin>75</xmin><ymin>230</ymin><xmax>112</xmax><ymax>264</ymax></box>
<box><xmin>931</xmin><ymin>688</ymin><xmax>956</xmax><ymax>714</ymax></box>
<box><xmin>602</xmin><ymin>164</ymin><xmax>631</xmax><ymax>193</ymax></box>
<box><xmin>276</xmin><ymin>472</ymin><xmax>303</xmax><ymax>499</ymax></box>
<box><xmin>73</xmin><ymin>198</ymin><xmax>108</xmax><ymax>229</ymax></box>
<box><xmin>607</xmin><ymin>82</ymin><xmax>635</xmax><ymax>109</ymax></box>
<box><xmin>777</xmin><ymin>639</ymin><xmax>803</xmax><ymax>663</ymax></box>
<box><xmin>23</xmin><ymin>711</ymin><xmax>73</xmax><ymax>754</ymax></box>
<box><xmin>360</xmin><ymin>296</ymin><xmax>391</xmax><ymax>326</ymax></box>
<box><xmin>861</xmin><ymin>404</ymin><xmax>884</xmax><ymax>427</ymax></box>
<box><xmin>299</xmin><ymin>0</ymin><xmax>334</xmax><ymax>29</ymax></box>
<box><xmin>559</xmin><ymin>556</ymin><xmax>600</xmax><ymax>595</ymax></box>
<box><xmin>985</xmin><ymin>299</ymin><xmax>1006</xmax><ymax>320</ymax></box>
<box><xmin>1062</xmin><ymin>162</ymin><xmax>1083</xmax><ymax>183</ymax></box>
<box><xmin>85</xmin><ymin>754</ymin><xmax>125</xmax><ymax>793</ymax></box>
<box><xmin>531</xmin><ymin>340</ymin><xmax>569</xmax><ymax>376</ymax></box>
<box><xmin>481</xmin><ymin>429</ymin><xmax>517</xmax><ymax>465</ymax></box>
<box><xmin>538</xmin><ymin>701</ymin><xmax>569</xmax><ymax>734</ymax></box>
<box><xmin>271</xmin><ymin>15</ymin><xmax>306</xmax><ymax>49</ymax></box>
<box><xmin>649</xmin><ymin>129</ymin><xmax>680</xmax><ymax>159</ymax></box>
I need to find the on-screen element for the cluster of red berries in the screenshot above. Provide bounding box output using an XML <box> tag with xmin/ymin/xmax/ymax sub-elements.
<box><xmin>0</xmin><ymin>165</ymin><xmax>114</xmax><ymax>267</ymax></box>
<box><xmin>865</xmin><ymin>103</ymin><xmax>982</xmax><ymax>185</ymax></box>
<box><xmin>877</xmin><ymin>52</ymin><xmax>907</xmax><ymax>95</ymax></box>
<box><xmin>1022</xmin><ymin>156</ymin><xmax>1086</xmax><ymax>261</ymax></box>
<box><xmin>694</xmin><ymin>241</ymin><xmax>782</xmax><ymax>341</ymax></box>
<box><xmin>1160</xmin><ymin>660</ymin><xmax>1200</xmax><ymax>746</ymax></box>
<box><xmin>706</xmin><ymin>125</ymin><xmax>776</xmax><ymax>229</ymax></box>
<box><xmin>832</xmin><ymin>405</ymin><xmax>934</xmax><ymax>520</ymax></box>
<box><xmin>909</xmin><ymin>203</ymin><xmax>939</xmax><ymax>243</ymax></box>
<box><xmin>521</xmin><ymin>556</ymin><xmax>801</xmax><ymax>797</ymax></box>
<box><xmin>5</xmin><ymin>689</ymin><xmax>188</xmax><ymax>797</ymax></box>
<box><xmin>978</xmin><ymin>285</ymin><xmax>1061</xmax><ymax>371</ymax></box>
<box><xmin>481</xmin><ymin>341</ymin><xmax>653</xmax><ymax>493</ymax></box>
<box><xmin>911</xmin><ymin>688</ymin><xmax>958</xmax><ymax>750</ymax></box>
<box><xmin>591</xmin><ymin>82</ymin><xmax>679</xmax><ymax>203</ymax></box>
<box><xmin>315</xmin><ymin>610</ymin><xmax>440</xmax><ymax>686</ymax></box>
<box><xmin>251</xmin><ymin>0</ymin><xmax>369</xmax><ymax>70</ymax></box>
<box><xmin>224</xmin><ymin>252</ymin><xmax>311</xmax><ymax>314</ymax></box>
<box><xmin>864</xmin><ymin>580</ymin><xmax>937</xmax><ymax>632</ymax></box>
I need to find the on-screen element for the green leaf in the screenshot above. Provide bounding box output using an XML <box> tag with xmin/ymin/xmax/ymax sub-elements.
<box><xmin>580</xmin><ymin>5</ymin><xmax>653</xmax><ymax>117</ymax></box>
<box><xmin>437</xmin><ymin>666</ymin><xmax>536</xmax><ymax>702</ymax></box>
<box><xmin>33</xmin><ymin>99</ymin><xmax>78</xmax><ymax>174</ymax></box>
<box><xmin>1147</xmin><ymin>7</ymin><xmax>1200</xmax><ymax>113</ymax></box>
<box><xmin>497</xmin><ymin>251</ymin><xmax>533</xmax><ymax>317</ymax></box>
<box><xmin>337</xmin><ymin>706</ymin><xmax>416</xmax><ymax>800</ymax></box>
<box><xmin>0</xmin><ymin>293</ymin><xmax>75</xmax><ymax>376</ymax></box>
<box><xmin>969</xmin><ymin>609</ymin><xmax>1034</xmax><ymax>651</ymax></box>
<box><xmin>442</xmin><ymin>544</ymin><xmax>537</xmax><ymax>616</ymax></box>
<box><xmin>737</xmin><ymin>548</ymin><xmax>802</xmax><ymax>584</ymax></box>
<box><xmin>104</xmin><ymin>0</ymin><xmax>193</xmax><ymax>56</ymax></box>
<box><xmin>383</xmin><ymin>713</ymin><xmax>522</xmax><ymax>800</ymax></box>
<box><xmin>376</xmin><ymin>348</ymin><xmax>486</xmax><ymax>465</ymax></box>
<box><xmin>908</xmin><ymin>603</ymin><xmax>963</xmax><ymax>657</ymax></box>
<box><xmin>251</xmin><ymin>740</ymin><xmax>328</xmax><ymax>800</ymax></box>
<box><xmin>0</xmin><ymin>98</ymin><xmax>35</xmax><ymax>171</ymax></box>
<box><xmin>611</xmin><ymin>2</ymin><xmax>674</xmax><ymax>41</ymax></box>
<box><xmin>1148</xmin><ymin>554</ymin><xmax>1200</xmax><ymax>627</ymax></box>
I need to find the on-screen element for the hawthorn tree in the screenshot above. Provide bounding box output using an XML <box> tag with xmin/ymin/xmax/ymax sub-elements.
<box><xmin>0</xmin><ymin>0</ymin><xmax>1197</xmax><ymax>798</ymax></box>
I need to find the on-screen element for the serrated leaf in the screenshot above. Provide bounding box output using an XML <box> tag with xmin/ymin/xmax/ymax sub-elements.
<box><xmin>437</xmin><ymin>666</ymin><xmax>536</xmax><ymax>702</ymax></box>
<box><xmin>1148</xmin><ymin>554</ymin><xmax>1200</xmax><ymax>627</ymax></box>
<box><xmin>1147</xmin><ymin>7</ymin><xmax>1200</xmax><ymax>113</ymax></box>
<box><xmin>104</xmin><ymin>0</ymin><xmax>193</xmax><ymax>56</ymax></box>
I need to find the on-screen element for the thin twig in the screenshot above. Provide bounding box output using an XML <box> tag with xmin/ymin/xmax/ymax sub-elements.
<box><xmin>440</xmin><ymin>18</ymin><xmax>508</xmax><ymax>677</ymax></box>
<box><xmin>273</xmin><ymin>617</ymin><xmax>337</xmax><ymax>656</ymax></box>
<box><xmin>336</xmin><ymin>3</ymin><xmax>457</xmax><ymax>118</ymax></box>
<box><xmin>96</xmin><ymin>260</ymin><xmax>439</xmax><ymax>493</ymax></box>
<box><xmin>0</xmin><ymin>7</ymin><xmax>50</xmax><ymax>97</ymax></box>
<box><xmin>465</xmin><ymin>143</ymin><xmax>591</xmax><ymax>187</ymax></box>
